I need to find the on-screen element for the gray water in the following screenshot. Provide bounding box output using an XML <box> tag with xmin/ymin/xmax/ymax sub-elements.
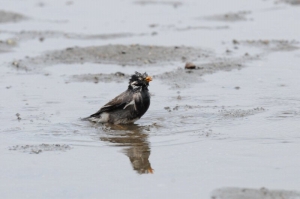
<box><xmin>1</xmin><ymin>0</ymin><xmax>300</xmax><ymax>198</ymax></box>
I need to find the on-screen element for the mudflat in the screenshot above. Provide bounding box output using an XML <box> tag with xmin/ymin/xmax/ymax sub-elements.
<box><xmin>1</xmin><ymin>0</ymin><xmax>300</xmax><ymax>198</ymax></box>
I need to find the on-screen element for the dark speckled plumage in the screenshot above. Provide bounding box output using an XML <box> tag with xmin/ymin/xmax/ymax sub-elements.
<box><xmin>84</xmin><ymin>72</ymin><xmax>152</xmax><ymax>124</ymax></box>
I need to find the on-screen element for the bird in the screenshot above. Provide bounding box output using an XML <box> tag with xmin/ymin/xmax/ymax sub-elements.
<box><xmin>84</xmin><ymin>72</ymin><xmax>152</xmax><ymax>124</ymax></box>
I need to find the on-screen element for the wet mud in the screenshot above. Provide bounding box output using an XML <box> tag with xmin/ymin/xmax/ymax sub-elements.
<box><xmin>277</xmin><ymin>0</ymin><xmax>300</xmax><ymax>5</ymax></box>
<box><xmin>1</xmin><ymin>0</ymin><xmax>300</xmax><ymax>198</ymax></box>
<box><xmin>231</xmin><ymin>39</ymin><xmax>299</xmax><ymax>52</ymax></box>
<box><xmin>156</xmin><ymin>57</ymin><xmax>251</xmax><ymax>88</ymax></box>
<box><xmin>211</xmin><ymin>187</ymin><xmax>300</xmax><ymax>199</ymax></box>
<box><xmin>203</xmin><ymin>11</ymin><xmax>252</xmax><ymax>22</ymax></box>
<box><xmin>9</xmin><ymin>144</ymin><xmax>72</xmax><ymax>154</ymax></box>
<box><xmin>134</xmin><ymin>1</ymin><xmax>182</xmax><ymax>7</ymax></box>
<box><xmin>1</xmin><ymin>30</ymin><xmax>139</xmax><ymax>42</ymax></box>
<box><xmin>14</xmin><ymin>44</ymin><xmax>211</xmax><ymax>70</ymax></box>
<box><xmin>268</xmin><ymin>109</ymin><xmax>300</xmax><ymax>120</ymax></box>
<box><xmin>0</xmin><ymin>30</ymin><xmax>142</xmax><ymax>52</ymax></box>
<box><xmin>175</xmin><ymin>26</ymin><xmax>230</xmax><ymax>31</ymax></box>
<box><xmin>219</xmin><ymin>107</ymin><xmax>266</xmax><ymax>118</ymax></box>
<box><xmin>72</xmin><ymin>72</ymin><xmax>130</xmax><ymax>83</ymax></box>
<box><xmin>0</xmin><ymin>39</ymin><xmax>16</xmax><ymax>53</ymax></box>
<box><xmin>0</xmin><ymin>10</ymin><xmax>26</xmax><ymax>23</ymax></box>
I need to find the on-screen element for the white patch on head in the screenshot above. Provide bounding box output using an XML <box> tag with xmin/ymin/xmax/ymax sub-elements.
<box><xmin>131</xmin><ymin>81</ymin><xmax>143</xmax><ymax>91</ymax></box>
<box><xmin>130</xmin><ymin>81</ymin><xmax>140</xmax><ymax>89</ymax></box>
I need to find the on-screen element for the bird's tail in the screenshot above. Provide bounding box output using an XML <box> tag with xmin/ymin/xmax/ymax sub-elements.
<box><xmin>80</xmin><ymin>116</ymin><xmax>91</xmax><ymax>121</ymax></box>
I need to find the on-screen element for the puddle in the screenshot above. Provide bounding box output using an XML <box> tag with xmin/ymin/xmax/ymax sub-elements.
<box><xmin>99</xmin><ymin>124</ymin><xmax>153</xmax><ymax>174</ymax></box>
<box><xmin>1</xmin><ymin>0</ymin><xmax>300</xmax><ymax>198</ymax></box>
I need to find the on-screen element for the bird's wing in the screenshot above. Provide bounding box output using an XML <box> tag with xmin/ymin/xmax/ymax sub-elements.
<box><xmin>89</xmin><ymin>90</ymin><xmax>133</xmax><ymax>117</ymax></box>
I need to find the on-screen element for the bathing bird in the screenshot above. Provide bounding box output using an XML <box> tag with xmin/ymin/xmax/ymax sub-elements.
<box><xmin>84</xmin><ymin>72</ymin><xmax>152</xmax><ymax>124</ymax></box>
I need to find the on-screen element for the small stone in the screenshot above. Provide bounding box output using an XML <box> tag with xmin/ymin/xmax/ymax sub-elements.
<box><xmin>235</xmin><ymin>86</ymin><xmax>240</xmax><ymax>90</ymax></box>
<box><xmin>12</xmin><ymin>61</ymin><xmax>19</xmax><ymax>67</ymax></box>
<box><xmin>185</xmin><ymin>62</ymin><xmax>196</xmax><ymax>69</ymax></box>
<box><xmin>94</xmin><ymin>76</ymin><xmax>99</xmax><ymax>83</ymax></box>
<box><xmin>149</xmin><ymin>24</ymin><xmax>158</xmax><ymax>28</ymax></box>
<box><xmin>66</xmin><ymin>1</ymin><xmax>73</xmax><ymax>5</ymax></box>
<box><xmin>6</xmin><ymin>39</ymin><xmax>16</xmax><ymax>45</ymax></box>
<box><xmin>16</xmin><ymin>113</ymin><xmax>21</xmax><ymax>120</ymax></box>
<box><xmin>39</xmin><ymin>37</ymin><xmax>44</xmax><ymax>42</ymax></box>
<box><xmin>115</xmin><ymin>72</ymin><xmax>125</xmax><ymax>76</ymax></box>
<box><xmin>261</xmin><ymin>40</ymin><xmax>269</xmax><ymax>45</ymax></box>
<box><xmin>232</xmin><ymin>39</ymin><xmax>239</xmax><ymax>44</ymax></box>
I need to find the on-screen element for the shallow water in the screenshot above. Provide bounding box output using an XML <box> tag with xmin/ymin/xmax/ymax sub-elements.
<box><xmin>1</xmin><ymin>0</ymin><xmax>300</xmax><ymax>198</ymax></box>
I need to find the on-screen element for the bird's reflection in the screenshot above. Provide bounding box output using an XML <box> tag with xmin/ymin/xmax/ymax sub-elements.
<box><xmin>100</xmin><ymin>124</ymin><xmax>154</xmax><ymax>174</ymax></box>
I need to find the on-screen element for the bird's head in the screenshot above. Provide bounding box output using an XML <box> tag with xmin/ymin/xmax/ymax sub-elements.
<box><xmin>128</xmin><ymin>72</ymin><xmax>152</xmax><ymax>90</ymax></box>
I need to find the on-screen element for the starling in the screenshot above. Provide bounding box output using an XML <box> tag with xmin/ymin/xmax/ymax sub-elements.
<box><xmin>84</xmin><ymin>72</ymin><xmax>152</xmax><ymax>124</ymax></box>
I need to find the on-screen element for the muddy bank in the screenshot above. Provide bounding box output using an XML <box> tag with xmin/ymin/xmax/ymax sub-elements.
<box><xmin>72</xmin><ymin>72</ymin><xmax>129</xmax><ymax>84</ymax></box>
<box><xmin>14</xmin><ymin>44</ymin><xmax>211</xmax><ymax>70</ymax></box>
<box><xmin>14</xmin><ymin>39</ymin><xmax>297</xmax><ymax>87</ymax></box>
<box><xmin>202</xmin><ymin>11</ymin><xmax>252</xmax><ymax>22</ymax></box>
<box><xmin>211</xmin><ymin>187</ymin><xmax>300</xmax><ymax>199</ymax></box>
<box><xmin>69</xmin><ymin>56</ymin><xmax>252</xmax><ymax>86</ymax></box>
<box><xmin>9</xmin><ymin>144</ymin><xmax>72</xmax><ymax>154</ymax></box>
<box><xmin>268</xmin><ymin>109</ymin><xmax>300</xmax><ymax>120</ymax></box>
<box><xmin>0</xmin><ymin>30</ymin><xmax>140</xmax><ymax>42</ymax></box>
<box><xmin>0</xmin><ymin>39</ymin><xmax>16</xmax><ymax>53</ymax></box>
<box><xmin>219</xmin><ymin>107</ymin><xmax>265</xmax><ymax>118</ymax></box>
<box><xmin>231</xmin><ymin>39</ymin><xmax>299</xmax><ymax>52</ymax></box>
<box><xmin>0</xmin><ymin>10</ymin><xmax>26</xmax><ymax>23</ymax></box>
<box><xmin>156</xmin><ymin>56</ymin><xmax>253</xmax><ymax>89</ymax></box>
<box><xmin>0</xmin><ymin>30</ymin><xmax>143</xmax><ymax>52</ymax></box>
<box><xmin>148</xmin><ymin>23</ymin><xmax>229</xmax><ymax>32</ymax></box>
<box><xmin>176</xmin><ymin>26</ymin><xmax>229</xmax><ymax>31</ymax></box>
<box><xmin>163</xmin><ymin>105</ymin><xmax>266</xmax><ymax>120</ymax></box>
<box><xmin>277</xmin><ymin>0</ymin><xmax>300</xmax><ymax>5</ymax></box>
<box><xmin>134</xmin><ymin>1</ymin><xmax>182</xmax><ymax>7</ymax></box>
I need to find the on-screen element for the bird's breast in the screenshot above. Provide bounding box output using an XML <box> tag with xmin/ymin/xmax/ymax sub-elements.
<box><xmin>133</xmin><ymin>91</ymin><xmax>150</xmax><ymax>117</ymax></box>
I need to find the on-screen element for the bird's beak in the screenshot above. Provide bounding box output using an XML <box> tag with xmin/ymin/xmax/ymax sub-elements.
<box><xmin>145</xmin><ymin>76</ymin><xmax>152</xmax><ymax>82</ymax></box>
